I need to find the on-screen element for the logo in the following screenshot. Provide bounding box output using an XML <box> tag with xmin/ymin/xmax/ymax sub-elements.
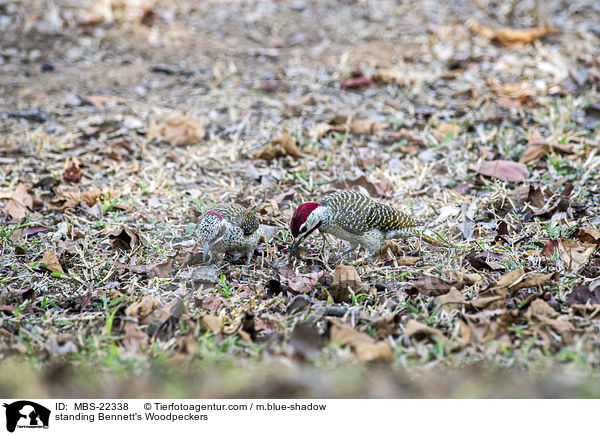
<box><xmin>3</xmin><ymin>401</ymin><xmax>50</xmax><ymax>433</ymax></box>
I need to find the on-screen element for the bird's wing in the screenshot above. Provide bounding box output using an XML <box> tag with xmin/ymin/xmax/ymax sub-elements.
<box><xmin>210</xmin><ymin>203</ymin><xmax>259</xmax><ymax>236</ymax></box>
<box><xmin>322</xmin><ymin>191</ymin><xmax>416</xmax><ymax>234</ymax></box>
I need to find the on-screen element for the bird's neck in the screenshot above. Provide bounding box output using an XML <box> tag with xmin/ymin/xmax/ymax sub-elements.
<box><xmin>312</xmin><ymin>206</ymin><xmax>331</xmax><ymax>230</ymax></box>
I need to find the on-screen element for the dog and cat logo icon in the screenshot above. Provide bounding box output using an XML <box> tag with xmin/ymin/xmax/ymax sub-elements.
<box><xmin>3</xmin><ymin>401</ymin><xmax>50</xmax><ymax>432</ymax></box>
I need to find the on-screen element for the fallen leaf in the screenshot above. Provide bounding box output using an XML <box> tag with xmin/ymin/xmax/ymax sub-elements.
<box><xmin>140</xmin><ymin>6</ymin><xmax>157</xmax><ymax>27</ymax></box>
<box><xmin>437</xmin><ymin>122</ymin><xmax>461</xmax><ymax>137</ymax></box>
<box><xmin>49</xmin><ymin>188</ymin><xmax>103</xmax><ymax>211</ymax></box>
<box><xmin>110</xmin><ymin>227</ymin><xmax>140</xmax><ymax>251</ymax></box>
<box><xmin>527</xmin><ymin>299</ymin><xmax>574</xmax><ymax>343</ymax></box>
<box><xmin>496</xmin><ymin>96</ymin><xmax>523</xmax><ymax>109</ymax></box>
<box><xmin>288</xmin><ymin>322</ymin><xmax>323</xmax><ymax>360</ymax></box>
<box><xmin>125</xmin><ymin>296</ymin><xmax>160</xmax><ymax>321</ymax></box>
<box><xmin>287</xmin><ymin>294</ymin><xmax>312</xmax><ymax>313</ymax></box>
<box><xmin>468</xmin><ymin>19</ymin><xmax>557</xmax><ymax>46</ymax></box>
<box><xmin>329</xmin><ymin>175</ymin><xmax>392</xmax><ymax>197</ymax></box>
<box><xmin>540</xmin><ymin>239</ymin><xmax>559</xmax><ymax>257</ymax></box>
<box><xmin>567</xmin><ymin>284</ymin><xmax>600</xmax><ymax>306</ymax></box>
<box><xmin>520</xmin><ymin>129</ymin><xmax>577</xmax><ymax>163</ymax></box>
<box><xmin>85</xmin><ymin>95</ymin><xmax>126</xmax><ymax>107</ymax></box>
<box><xmin>149</xmin><ymin>259</ymin><xmax>173</xmax><ymax>278</ymax></box>
<box><xmin>559</xmin><ymin>238</ymin><xmax>596</xmax><ymax>273</ymax></box>
<box><xmin>406</xmin><ymin>276</ymin><xmax>463</xmax><ymax>297</ymax></box>
<box><xmin>436</xmin><ymin>287</ymin><xmax>467</xmax><ymax>312</ymax></box>
<box><xmin>287</xmin><ymin>270</ymin><xmax>323</xmax><ymax>294</ymax></box>
<box><xmin>272</xmin><ymin>188</ymin><xmax>296</xmax><ymax>203</ymax></box>
<box><xmin>442</xmin><ymin>269</ymin><xmax>483</xmax><ymax>285</ymax></box>
<box><xmin>148</xmin><ymin>116</ymin><xmax>205</xmax><ymax>146</ymax></box>
<box><xmin>22</xmin><ymin>226</ymin><xmax>50</xmax><ymax>238</ymax></box>
<box><xmin>314</xmin><ymin>115</ymin><xmax>386</xmax><ymax>139</ymax></box>
<box><xmin>200</xmin><ymin>314</ymin><xmax>223</xmax><ymax>334</ymax></box>
<box><xmin>252</xmin><ymin>132</ymin><xmax>301</xmax><ymax>160</ymax></box>
<box><xmin>329</xmin><ymin>264</ymin><xmax>364</xmax><ymax>303</ymax></box>
<box><xmin>123</xmin><ymin>322</ymin><xmax>147</xmax><ymax>349</ymax></box>
<box><xmin>508</xmin><ymin>272</ymin><xmax>557</xmax><ymax>291</ymax></box>
<box><xmin>144</xmin><ymin>298</ymin><xmax>186</xmax><ymax>330</ymax></box>
<box><xmin>466</xmin><ymin>251</ymin><xmax>505</xmax><ymax>271</ymax></box>
<box><xmin>2</xmin><ymin>183</ymin><xmax>35</xmax><ymax>221</ymax></box>
<box><xmin>371</xmin><ymin>68</ymin><xmax>404</xmax><ymax>85</ymax></box>
<box><xmin>339</xmin><ymin>76</ymin><xmax>372</xmax><ymax>89</ymax></box>
<box><xmin>329</xmin><ymin>322</ymin><xmax>393</xmax><ymax>363</ymax></box>
<box><xmin>494</xmin><ymin>268</ymin><xmax>525</xmax><ymax>288</ymax></box>
<box><xmin>39</xmin><ymin>250</ymin><xmax>64</xmax><ymax>274</ymax></box>
<box><xmin>528</xmin><ymin>298</ymin><xmax>558</xmax><ymax>318</ymax></box>
<box><xmin>403</xmin><ymin>319</ymin><xmax>446</xmax><ymax>342</ymax></box>
<box><xmin>62</xmin><ymin>161</ymin><xmax>82</xmax><ymax>183</ymax></box>
<box><xmin>577</xmin><ymin>226</ymin><xmax>600</xmax><ymax>246</ymax></box>
<box><xmin>583</xmin><ymin>258</ymin><xmax>600</xmax><ymax>278</ymax></box>
<box><xmin>470</xmin><ymin>160</ymin><xmax>529</xmax><ymax>182</ymax></box>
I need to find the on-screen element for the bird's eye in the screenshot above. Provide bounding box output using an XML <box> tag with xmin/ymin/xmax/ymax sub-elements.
<box><xmin>299</xmin><ymin>224</ymin><xmax>307</xmax><ymax>234</ymax></box>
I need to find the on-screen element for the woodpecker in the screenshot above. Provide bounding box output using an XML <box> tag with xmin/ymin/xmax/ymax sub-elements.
<box><xmin>290</xmin><ymin>191</ymin><xmax>446</xmax><ymax>258</ymax></box>
<box><xmin>196</xmin><ymin>203</ymin><xmax>264</xmax><ymax>265</ymax></box>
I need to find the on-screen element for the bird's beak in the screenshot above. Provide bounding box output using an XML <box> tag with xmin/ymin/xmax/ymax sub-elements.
<box><xmin>203</xmin><ymin>241</ymin><xmax>211</xmax><ymax>262</ymax></box>
<box><xmin>290</xmin><ymin>238</ymin><xmax>302</xmax><ymax>259</ymax></box>
<box><xmin>289</xmin><ymin>222</ymin><xmax>322</xmax><ymax>260</ymax></box>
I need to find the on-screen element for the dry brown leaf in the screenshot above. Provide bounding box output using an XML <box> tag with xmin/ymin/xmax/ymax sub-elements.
<box><xmin>329</xmin><ymin>264</ymin><xmax>364</xmax><ymax>303</ymax></box>
<box><xmin>571</xmin><ymin>304</ymin><xmax>600</xmax><ymax>319</ymax></box>
<box><xmin>148</xmin><ymin>116</ymin><xmax>205</xmax><ymax>146</ymax></box>
<box><xmin>509</xmin><ymin>272</ymin><xmax>556</xmax><ymax>291</ymax></box>
<box><xmin>124</xmin><ymin>296</ymin><xmax>160</xmax><ymax>321</ymax></box>
<box><xmin>109</xmin><ymin>227</ymin><xmax>140</xmax><ymax>251</ymax></box>
<box><xmin>329</xmin><ymin>175</ymin><xmax>392</xmax><ymax>197</ymax></box>
<box><xmin>252</xmin><ymin>132</ymin><xmax>301</xmax><ymax>160</ymax></box>
<box><xmin>143</xmin><ymin>298</ymin><xmax>186</xmax><ymax>328</ymax></box>
<box><xmin>437</xmin><ymin>122</ymin><xmax>461</xmax><ymax>137</ymax></box>
<box><xmin>442</xmin><ymin>269</ymin><xmax>483</xmax><ymax>285</ymax></box>
<box><xmin>406</xmin><ymin>276</ymin><xmax>463</xmax><ymax>297</ymax></box>
<box><xmin>577</xmin><ymin>226</ymin><xmax>600</xmax><ymax>245</ymax></box>
<box><xmin>86</xmin><ymin>95</ymin><xmax>126</xmax><ymax>107</ymax></box>
<box><xmin>2</xmin><ymin>183</ymin><xmax>35</xmax><ymax>221</ymax></box>
<box><xmin>436</xmin><ymin>287</ymin><xmax>467</xmax><ymax>312</ymax></box>
<box><xmin>559</xmin><ymin>238</ymin><xmax>596</xmax><ymax>273</ymax></box>
<box><xmin>330</xmin><ymin>322</ymin><xmax>392</xmax><ymax>363</ymax></box>
<box><xmin>200</xmin><ymin>314</ymin><xmax>222</xmax><ymax>334</ymax></box>
<box><xmin>528</xmin><ymin>298</ymin><xmax>558</xmax><ymax>318</ymax></box>
<box><xmin>470</xmin><ymin>294</ymin><xmax>505</xmax><ymax>310</ymax></box>
<box><xmin>527</xmin><ymin>299</ymin><xmax>574</xmax><ymax>343</ymax></box>
<box><xmin>49</xmin><ymin>188</ymin><xmax>103</xmax><ymax>211</ymax></box>
<box><xmin>470</xmin><ymin>160</ymin><xmax>529</xmax><ymax>182</ymax></box>
<box><xmin>314</xmin><ymin>115</ymin><xmax>386</xmax><ymax>139</ymax></box>
<box><xmin>39</xmin><ymin>250</ymin><xmax>64</xmax><ymax>274</ymax></box>
<box><xmin>403</xmin><ymin>319</ymin><xmax>446</xmax><ymax>342</ymax></box>
<box><xmin>456</xmin><ymin>320</ymin><xmax>473</xmax><ymax>348</ymax></box>
<box><xmin>490</xmin><ymin>81</ymin><xmax>534</xmax><ymax>98</ymax></box>
<box><xmin>339</xmin><ymin>76</ymin><xmax>372</xmax><ymax>89</ymax></box>
<box><xmin>520</xmin><ymin>129</ymin><xmax>577</xmax><ymax>163</ymax></box>
<box><xmin>123</xmin><ymin>321</ymin><xmax>147</xmax><ymax>349</ymax></box>
<box><xmin>347</xmin><ymin>118</ymin><xmax>385</xmax><ymax>135</ymax></box>
<box><xmin>371</xmin><ymin>68</ymin><xmax>404</xmax><ymax>85</ymax></box>
<box><xmin>469</xmin><ymin>19</ymin><xmax>557</xmax><ymax>46</ymax></box>
<box><xmin>521</xmin><ymin>129</ymin><xmax>549</xmax><ymax>163</ymax></box>
<box><xmin>288</xmin><ymin>322</ymin><xmax>323</xmax><ymax>360</ymax></box>
<box><xmin>494</xmin><ymin>268</ymin><xmax>525</xmax><ymax>288</ymax></box>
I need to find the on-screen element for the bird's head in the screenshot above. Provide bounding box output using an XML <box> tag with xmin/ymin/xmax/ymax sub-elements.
<box><xmin>290</xmin><ymin>202</ymin><xmax>322</xmax><ymax>258</ymax></box>
<box><xmin>197</xmin><ymin>211</ymin><xmax>227</xmax><ymax>262</ymax></box>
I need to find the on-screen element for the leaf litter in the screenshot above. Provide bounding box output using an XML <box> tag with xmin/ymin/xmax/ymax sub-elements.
<box><xmin>0</xmin><ymin>0</ymin><xmax>600</xmax><ymax>398</ymax></box>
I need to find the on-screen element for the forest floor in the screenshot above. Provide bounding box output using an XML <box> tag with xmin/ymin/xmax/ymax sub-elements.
<box><xmin>1</xmin><ymin>0</ymin><xmax>600</xmax><ymax>398</ymax></box>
